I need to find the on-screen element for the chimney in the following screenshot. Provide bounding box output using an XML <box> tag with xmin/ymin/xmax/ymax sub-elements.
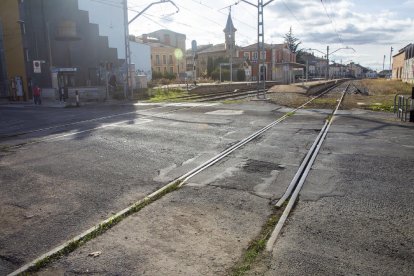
<box><xmin>143</xmin><ymin>34</ymin><xmax>148</xmax><ymax>43</ymax></box>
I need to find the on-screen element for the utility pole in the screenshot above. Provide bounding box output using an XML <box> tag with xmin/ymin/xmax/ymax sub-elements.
<box><xmin>326</xmin><ymin>45</ymin><xmax>329</xmax><ymax>79</ymax></box>
<box><xmin>389</xmin><ymin>46</ymin><xmax>393</xmax><ymax>77</ymax></box>
<box><xmin>382</xmin><ymin>54</ymin><xmax>386</xmax><ymax>72</ymax></box>
<box><xmin>308</xmin><ymin>46</ymin><xmax>355</xmax><ymax>79</ymax></box>
<box><xmin>229</xmin><ymin>6</ymin><xmax>233</xmax><ymax>83</ymax></box>
<box><xmin>240</xmin><ymin>0</ymin><xmax>275</xmax><ymax>99</ymax></box>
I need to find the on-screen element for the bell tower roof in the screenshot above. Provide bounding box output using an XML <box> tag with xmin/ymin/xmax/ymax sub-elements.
<box><xmin>223</xmin><ymin>12</ymin><xmax>237</xmax><ymax>33</ymax></box>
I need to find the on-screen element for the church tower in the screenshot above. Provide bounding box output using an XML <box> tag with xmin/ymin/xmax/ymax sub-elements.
<box><xmin>223</xmin><ymin>10</ymin><xmax>237</xmax><ymax>54</ymax></box>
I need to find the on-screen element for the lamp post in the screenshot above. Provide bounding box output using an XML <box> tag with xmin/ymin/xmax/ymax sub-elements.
<box><xmin>308</xmin><ymin>46</ymin><xmax>355</xmax><ymax>79</ymax></box>
<box><xmin>124</xmin><ymin>0</ymin><xmax>179</xmax><ymax>99</ymax></box>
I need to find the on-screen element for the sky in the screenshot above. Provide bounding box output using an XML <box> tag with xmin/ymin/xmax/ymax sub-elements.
<box><xmin>126</xmin><ymin>0</ymin><xmax>414</xmax><ymax>71</ymax></box>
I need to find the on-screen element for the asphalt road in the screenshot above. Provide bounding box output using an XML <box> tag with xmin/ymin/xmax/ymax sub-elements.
<box><xmin>1</xmin><ymin>101</ymin><xmax>295</xmax><ymax>274</ymax></box>
<box><xmin>1</xmin><ymin>94</ymin><xmax>413</xmax><ymax>275</ymax></box>
<box><xmin>249</xmin><ymin>111</ymin><xmax>414</xmax><ymax>275</ymax></box>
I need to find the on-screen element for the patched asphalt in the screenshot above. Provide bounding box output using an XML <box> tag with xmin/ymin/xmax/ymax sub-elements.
<box><xmin>1</xmin><ymin>93</ymin><xmax>413</xmax><ymax>275</ymax></box>
<box><xmin>248</xmin><ymin>112</ymin><xmax>414</xmax><ymax>275</ymax></box>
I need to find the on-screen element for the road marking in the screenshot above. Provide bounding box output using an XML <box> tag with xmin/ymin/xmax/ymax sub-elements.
<box><xmin>7</xmin><ymin>119</ymin><xmax>152</xmax><ymax>149</ymax></box>
<box><xmin>1</xmin><ymin>105</ymin><xmax>167</xmax><ymax>138</ymax></box>
<box><xmin>205</xmin><ymin>110</ymin><xmax>244</xmax><ymax>115</ymax></box>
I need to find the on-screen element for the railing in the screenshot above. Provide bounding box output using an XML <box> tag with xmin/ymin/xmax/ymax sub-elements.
<box><xmin>394</xmin><ymin>94</ymin><xmax>412</xmax><ymax>122</ymax></box>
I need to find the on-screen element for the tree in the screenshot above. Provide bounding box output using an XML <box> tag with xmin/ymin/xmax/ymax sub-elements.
<box><xmin>284</xmin><ymin>27</ymin><xmax>304</xmax><ymax>63</ymax></box>
<box><xmin>236</xmin><ymin>69</ymin><xmax>246</xmax><ymax>81</ymax></box>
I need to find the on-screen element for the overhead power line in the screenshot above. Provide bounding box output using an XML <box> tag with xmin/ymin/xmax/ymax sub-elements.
<box><xmin>320</xmin><ymin>0</ymin><xmax>343</xmax><ymax>44</ymax></box>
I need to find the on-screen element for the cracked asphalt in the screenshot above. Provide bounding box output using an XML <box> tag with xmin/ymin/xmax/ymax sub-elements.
<box><xmin>1</xmin><ymin>95</ymin><xmax>413</xmax><ymax>275</ymax></box>
<box><xmin>248</xmin><ymin>112</ymin><xmax>414</xmax><ymax>275</ymax></box>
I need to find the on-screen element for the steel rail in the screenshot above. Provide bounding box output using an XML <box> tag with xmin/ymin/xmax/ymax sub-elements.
<box><xmin>175</xmin><ymin>83</ymin><xmax>343</xmax><ymax>186</ymax></box>
<box><xmin>266</xmin><ymin>82</ymin><xmax>350</xmax><ymax>252</ymax></box>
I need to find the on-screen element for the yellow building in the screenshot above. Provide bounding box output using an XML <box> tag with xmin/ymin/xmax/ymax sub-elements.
<box><xmin>0</xmin><ymin>0</ymin><xmax>29</xmax><ymax>100</ymax></box>
<box><xmin>392</xmin><ymin>50</ymin><xmax>405</xmax><ymax>80</ymax></box>
<box><xmin>150</xmin><ymin>41</ymin><xmax>182</xmax><ymax>76</ymax></box>
<box><xmin>138</xmin><ymin>30</ymin><xmax>186</xmax><ymax>78</ymax></box>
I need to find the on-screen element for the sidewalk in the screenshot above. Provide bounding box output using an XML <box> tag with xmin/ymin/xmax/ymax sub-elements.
<box><xmin>0</xmin><ymin>99</ymin><xmax>134</xmax><ymax>108</ymax></box>
<box><xmin>0</xmin><ymin>99</ymin><xmax>67</xmax><ymax>108</ymax></box>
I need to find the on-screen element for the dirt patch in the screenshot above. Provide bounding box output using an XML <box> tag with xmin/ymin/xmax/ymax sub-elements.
<box><xmin>267</xmin><ymin>79</ymin><xmax>413</xmax><ymax>112</ymax></box>
<box><xmin>267</xmin><ymin>85</ymin><xmax>307</xmax><ymax>94</ymax></box>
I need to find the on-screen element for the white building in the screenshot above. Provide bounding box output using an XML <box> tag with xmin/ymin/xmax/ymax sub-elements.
<box><xmin>130</xmin><ymin>41</ymin><xmax>152</xmax><ymax>81</ymax></box>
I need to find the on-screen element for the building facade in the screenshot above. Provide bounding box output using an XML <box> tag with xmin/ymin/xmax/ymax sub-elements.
<box><xmin>402</xmin><ymin>44</ymin><xmax>414</xmax><ymax>84</ymax></box>
<box><xmin>130</xmin><ymin>41</ymin><xmax>151</xmax><ymax>80</ymax></box>
<box><xmin>139</xmin><ymin>30</ymin><xmax>186</xmax><ymax>78</ymax></box>
<box><xmin>393</xmin><ymin>50</ymin><xmax>405</xmax><ymax>80</ymax></box>
<box><xmin>238</xmin><ymin>43</ymin><xmax>302</xmax><ymax>83</ymax></box>
<box><xmin>0</xmin><ymin>0</ymin><xmax>28</xmax><ymax>99</ymax></box>
<box><xmin>0</xmin><ymin>0</ymin><xmax>136</xmax><ymax>100</ymax></box>
<box><xmin>393</xmin><ymin>43</ymin><xmax>414</xmax><ymax>84</ymax></box>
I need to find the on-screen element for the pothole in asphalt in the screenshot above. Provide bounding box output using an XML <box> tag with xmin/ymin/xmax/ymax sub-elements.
<box><xmin>243</xmin><ymin>159</ymin><xmax>284</xmax><ymax>173</ymax></box>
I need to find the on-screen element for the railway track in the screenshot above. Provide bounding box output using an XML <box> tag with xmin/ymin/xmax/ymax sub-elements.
<box><xmin>266</xmin><ymin>82</ymin><xmax>350</xmax><ymax>251</ymax></box>
<box><xmin>7</xmin><ymin>81</ymin><xmax>350</xmax><ymax>275</ymax></box>
<box><xmin>159</xmin><ymin>83</ymin><xmax>276</xmax><ymax>102</ymax></box>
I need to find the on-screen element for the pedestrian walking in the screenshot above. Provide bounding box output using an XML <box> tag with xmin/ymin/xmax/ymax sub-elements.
<box><xmin>33</xmin><ymin>85</ymin><xmax>41</xmax><ymax>105</ymax></box>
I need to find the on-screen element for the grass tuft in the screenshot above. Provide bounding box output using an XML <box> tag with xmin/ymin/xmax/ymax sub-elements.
<box><xmin>230</xmin><ymin>204</ymin><xmax>287</xmax><ymax>276</ymax></box>
<box><xmin>147</xmin><ymin>88</ymin><xmax>189</xmax><ymax>102</ymax></box>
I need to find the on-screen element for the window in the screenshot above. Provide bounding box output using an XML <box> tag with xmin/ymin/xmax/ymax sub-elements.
<box><xmin>243</xmin><ymin>52</ymin><xmax>250</xmax><ymax>60</ymax></box>
<box><xmin>164</xmin><ymin>67</ymin><xmax>167</xmax><ymax>74</ymax></box>
<box><xmin>157</xmin><ymin>67</ymin><xmax>161</xmax><ymax>72</ymax></box>
<box><xmin>170</xmin><ymin>67</ymin><xmax>174</xmax><ymax>74</ymax></box>
<box><xmin>260</xmin><ymin>51</ymin><xmax>266</xmax><ymax>60</ymax></box>
<box><xmin>252</xmin><ymin>52</ymin><xmax>258</xmax><ymax>60</ymax></box>
<box><xmin>169</xmin><ymin>55</ymin><xmax>173</xmax><ymax>65</ymax></box>
<box><xmin>163</xmin><ymin>55</ymin><xmax>166</xmax><ymax>65</ymax></box>
<box><xmin>156</xmin><ymin>55</ymin><xmax>160</xmax><ymax>65</ymax></box>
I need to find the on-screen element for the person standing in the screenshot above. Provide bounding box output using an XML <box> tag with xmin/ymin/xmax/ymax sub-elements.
<box><xmin>16</xmin><ymin>76</ymin><xmax>23</xmax><ymax>101</ymax></box>
<box><xmin>33</xmin><ymin>85</ymin><xmax>41</xmax><ymax>105</ymax></box>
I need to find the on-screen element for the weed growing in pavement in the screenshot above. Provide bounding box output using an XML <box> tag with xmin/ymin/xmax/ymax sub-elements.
<box><xmin>26</xmin><ymin>181</ymin><xmax>182</xmax><ymax>274</ymax></box>
<box><xmin>368</xmin><ymin>103</ymin><xmax>395</xmax><ymax>112</ymax></box>
<box><xmin>0</xmin><ymin>145</ymin><xmax>11</xmax><ymax>152</ymax></box>
<box><xmin>147</xmin><ymin>88</ymin><xmax>189</xmax><ymax>102</ymax></box>
<box><xmin>230</xmin><ymin>202</ymin><xmax>288</xmax><ymax>276</ymax></box>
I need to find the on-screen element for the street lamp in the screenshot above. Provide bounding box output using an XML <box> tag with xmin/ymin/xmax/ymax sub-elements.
<box><xmin>124</xmin><ymin>0</ymin><xmax>179</xmax><ymax>99</ymax></box>
<box><xmin>308</xmin><ymin>46</ymin><xmax>355</xmax><ymax>79</ymax></box>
